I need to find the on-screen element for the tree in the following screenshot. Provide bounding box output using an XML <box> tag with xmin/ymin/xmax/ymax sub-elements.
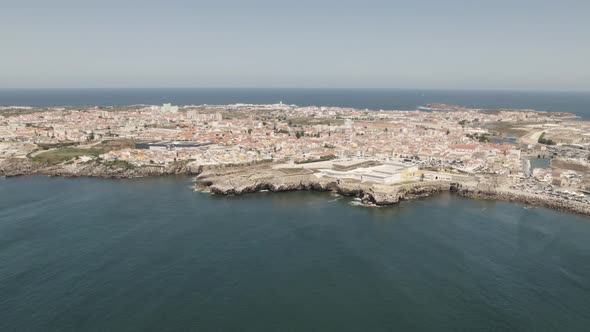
<box><xmin>538</xmin><ymin>132</ymin><xmax>556</xmax><ymax>145</ymax></box>
<box><xmin>478</xmin><ymin>134</ymin><xmax>489</xmax><ymax>143</ymax></box>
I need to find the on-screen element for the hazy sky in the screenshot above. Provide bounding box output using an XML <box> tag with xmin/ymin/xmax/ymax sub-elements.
<box><xmin>1</xmin><ymin>0</ymin><xmax>589</xmax><ymax>90</ymax></box>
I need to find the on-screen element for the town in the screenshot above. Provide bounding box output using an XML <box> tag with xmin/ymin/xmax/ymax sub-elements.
<box><xmin>2</xmin><ymin>102</ymin><xmax>590</xmax><ymax>210</ymax></box>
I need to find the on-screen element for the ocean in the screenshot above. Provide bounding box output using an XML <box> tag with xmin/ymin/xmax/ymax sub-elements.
<box><xmin>1</xmin><ymin>88</ymin><xmax>590</xmax><ymax>119</ymax></box>
<box><xmin>1</xmin><ymin>176</ymin><xmax>589</xmax><ymax>331</ymax></box>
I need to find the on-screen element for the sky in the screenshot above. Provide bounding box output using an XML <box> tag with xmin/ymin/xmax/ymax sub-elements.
<box><xmin>1</xmin><ymin>0</ymin><xmax>589</xmax><ymax>90</ymax></box>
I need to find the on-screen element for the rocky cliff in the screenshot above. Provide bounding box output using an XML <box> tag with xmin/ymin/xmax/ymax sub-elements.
<box><xmin>5</xmin><ymin>156</ymin><xmax>588</xmax><ymax>215</ymax></box>
<box><xmin>0</xmin><ymin>158</ymin><xmax>203</xmax><ymax>178</ymax></box>
<box><xmin>195</xmin><ymin>165</ymin><xmax>451</xmax><ymax>206</ymax></box>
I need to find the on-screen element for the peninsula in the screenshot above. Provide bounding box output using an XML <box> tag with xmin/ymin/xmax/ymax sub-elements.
<box><xmin>2</xmin><ymin>102</ymin><xmax>590</xmax><ymax>215</ymax></box>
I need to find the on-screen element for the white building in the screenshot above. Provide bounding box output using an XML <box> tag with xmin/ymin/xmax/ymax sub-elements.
<box><xmin>318</xmin><ymin>161</ymin><xmax>420</xmax><ymax>184</ymax></box>
<box><xmin>151</xmin><ymin>103</ymin><xmax>179</xmax><ymax>113</ymax></box>
<box><xmin>162</xmin><ymin>103</ymin><xmax>179</xmax><ymax>113</ymax></box>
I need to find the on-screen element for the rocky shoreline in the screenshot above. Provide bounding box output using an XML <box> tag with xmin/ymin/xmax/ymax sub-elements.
<box><xmin>197</xmin><ymin>176</ymin><xmax>451</xmax><ymax>206</ymax></box>
<box><xmin>0</xmin><ymin>158</ymin><xmax>203</xmax><ymax>178</ymax></box>
<box><xmin>194</xmin><ymin>165</ymin><xmax>590</xmax><ymax>215</ymax></box>
<box><xmin>195</xmin><ymin>164</ymin><xmax>454</xmax><ymax>205</ymax></box>
<box><xmin>457</xmin><ymin>188</ymin><xmax>590</xmax><ymax>216</ymax></box>
<box><xmin>3</xmin><ymin>158</ymin><xmax>590</xmax><ymax>216</ymax></box>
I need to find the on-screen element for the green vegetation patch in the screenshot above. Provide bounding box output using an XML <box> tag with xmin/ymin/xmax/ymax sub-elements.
<box><xmin>99</xmin><ymin>139</ymin><xmax>139</xmax><ymax>150</ymax></box>
<box><xmin>32</xmin><ymin>147</ymin><xmax>105</xmax><ymax>164</ymax></box>
<box><xmin>37</xmin><ymin>142</ymin><xmax>78</xmax><ymax>150</ymax></box>
<box><xmin>538</xmin><ymin>132</ymin><xmax>556</xmax><ymax>145</ymax></box>
<box><xmin>466</xmin><ymin>133</ymin><xmax>489</xmax><ymax>143</ymax></box>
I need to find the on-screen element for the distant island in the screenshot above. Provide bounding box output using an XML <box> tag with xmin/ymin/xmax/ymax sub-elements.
<box><xmin>2</xmin><ymin>103</ymin><xmax>590</xmax><ymax>215</ymax></box>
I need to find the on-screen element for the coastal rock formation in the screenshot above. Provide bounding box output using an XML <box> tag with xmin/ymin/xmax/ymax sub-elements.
<box><xmin>195</xmin><ymin>163</ymin><xmax>589</xmax><ymax>215</ymax></box>
<box><xmin>196</xmin><ymin>166</ymin><xmax>337</xmax><ymax>195</ymax></box>
<box><xmin>4</xmin><ymin>157</ymin><xmax>589</xmax><ymax>215</ymax></box>
<box><xmin>0</xmin><ymin>158</ymin><xmax>204</xmax><ymax>178</ymax></box>
<box><xmin>0</xmin><ymin>158</ymin><xmax>37</xmax><ymax>176</ymax></box>
<box><xmin>457</xmin><ymin>188</ymin><xmax>590</xmax><ymax>216</ymax></box>
<box><xmin>195</xmin><ymin>164</ymin><xmax>451</xmax><ymax>206</ymax></box>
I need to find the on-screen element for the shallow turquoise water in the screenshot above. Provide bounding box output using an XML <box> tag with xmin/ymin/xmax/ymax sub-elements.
<box><xmin>1</xmin><ymin>176</ymin><xmax>589</xmax><ymax>331</ymax></box>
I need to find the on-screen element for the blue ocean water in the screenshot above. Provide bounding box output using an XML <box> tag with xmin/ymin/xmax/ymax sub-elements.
<box><xmin>0</xmin><ymin>176</ymin><xmax>589</xmax><ymax>331</ymax></box>
<box><xmin>1</xmin><ymin>88</ymin><xmax>589</xmax><ymax>119</ymax></box>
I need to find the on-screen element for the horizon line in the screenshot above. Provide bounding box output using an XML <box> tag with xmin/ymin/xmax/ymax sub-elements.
<box><xmin>0</xmin><ymin>86</ymin><xmax>589</xmax><ymax>93</ymax></box>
